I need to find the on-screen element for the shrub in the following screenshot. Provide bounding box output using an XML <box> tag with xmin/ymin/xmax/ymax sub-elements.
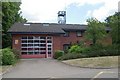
<box><xmin>69</xmin><ymin>45</ymin><xmax>84</xmax><ymax>53</ymax></box>
<box><xmin>12</xmin><ymin>49</ymin><xmax>21</xmax><ymax>59</ymax></box>
<box><xmin>54</xmin><ymin>50</ymin><xmax>64</xmax><ymax>59</ymax></box>
<box><xmin>81</xmin><ymin>44</ymin><xmax>120</xmax><ymax>57</ymax></box>
<box><xmin>58</xmin><ymin>53</ymin><xmax>86</xmax><ymax>60</ymax></box>
<box><xmin>58</xmin><ymin>43</ymin><xmax>120</xmax><ymax>60</ymax></box>
<box><xmin>2</xmin><ymin>48</ymin><xmax>17</xmax><ymax>65</ymax></box>
<box><xmin>78</xmin><ymin>40</ymin><xmax>85</xmax><ymax>47</ymax></box>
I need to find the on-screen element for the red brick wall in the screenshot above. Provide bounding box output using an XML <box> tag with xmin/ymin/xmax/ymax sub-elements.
<box><xmin>60</xmin><ymin>32</ymin><xmax>84</xmax><ymax>49</ymax></box>
<box><xmin>12</xmin><ymin>32</ymin><xmax>112</xmax><ymax>58</ymax></box>
<box><xmin>52</xmin><ymin>32</ymin><xmax>85</xmax><ymax>57</ymax></box>
<box><xmin>12</xmin><ymin>32</ymin><xmax>85</xmax><ymax>58</ymax></box>
<box><xmin>53</xmin><ymin>35</ymin><xmax>62</xmax><ymax>52</ymax></box>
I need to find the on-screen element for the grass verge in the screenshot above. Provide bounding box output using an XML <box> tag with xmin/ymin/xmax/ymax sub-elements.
<box><xmin>62</xmin><ymin>56</ymin><xmax>118</xmax><ymax>68</ymax></box>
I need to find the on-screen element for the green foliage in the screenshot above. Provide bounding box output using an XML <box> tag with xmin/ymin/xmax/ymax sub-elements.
<box><xmin>58</xmin><ymin>53</ymin><xmax>85</xmax><ymax>60</ymax></box>
<box><xmin>54</xmin><ymin>50</ymin><xmax>64</xmax><ymax>59</ymax></box>
<box><xmin>2</xmin><ymin>48</ymin><xmax>17</xmax><ymax>65</ymax></box>
<box><xmin>58</xmin><ymin>44</ymin><xmax>120</xmax><ymax>60</ymax></box>
<box><xmin>69</xmin><ymin>45</ymin><xmax>84</xmax><ymax>53</ymax></box>
<box><xmin>105</xmin><ymin>12</ymin><xmax>120</xmax><ymax>45</ymax></box>
<box><xmin>0</xmin><ymin>49</ymin><xmax>2</xmax><ymax>65</ymax></box>
<box><xmin>12</xmin><ymin>49</ymin><xmax>20</xmax><ymax>59</ymax></box>
<box><xmin>86</xmin><ymin>18</ymin><xmax>106</xmax><ymax>45</ymax></box>
<box><xmin>81</xmin><ymin>44</ymin><xmax>120</xmax><ymax>57</ymax></box>
<box><xmin>78</xmin><ymin>40</ymin><xmax>84</xmax><ymax>47</ymax></box>
<box><xmin>2</xmin><ymin>2</ymin><xmax>27</xmax><ymax>48</ymax></box>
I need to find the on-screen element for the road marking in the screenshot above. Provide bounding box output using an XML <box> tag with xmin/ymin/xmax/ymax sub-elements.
<box><xmin>91</xmin><ymin>71</ymin><xmax>117</xmax><ymax>80</ymax></box>
<box><xmin>91</xmin><ymin>71</ymin><xmax>103</xmax><ymax>80</ymax></box>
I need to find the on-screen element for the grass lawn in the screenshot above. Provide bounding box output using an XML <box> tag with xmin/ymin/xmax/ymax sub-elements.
<box><xmin>62</xmin><ymin>56</ymin><xmax>118</xmax><ymax>68</ymax></box>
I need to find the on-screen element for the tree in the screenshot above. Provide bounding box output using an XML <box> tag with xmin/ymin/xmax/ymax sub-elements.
<box><xmin>0</xmin><ymin>2</ymin><xmax>2</xmax><ymax>49</ymax></box>
<box><xmin>85</xmin><ymin>18</ymin><xmax>106</xmax><ymax>45</ymax></box>
<box><xmin>105</xmin><ymin>12</ymin><xmax>120</xmax><ymax>45</ymax></box>
<box><xmin>2</xmin><ymin>2</ymin><xmax>27</xmax><ymax>48</ymax></box>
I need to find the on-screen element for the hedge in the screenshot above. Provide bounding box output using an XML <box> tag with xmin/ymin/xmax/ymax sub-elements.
<box><xmin>58</xmin><ymin>44</ymin><xmax>120</xmax><ymax>60</ymax></box>
<box><xmin>2</xmin><ymin>48</ymin><xmax>18</xmax><ymax>65</ymax></box>
<box><xmin>54</xmin><ymin>50</ymin><xmax>64</xmax><ymax>59</ymax></box>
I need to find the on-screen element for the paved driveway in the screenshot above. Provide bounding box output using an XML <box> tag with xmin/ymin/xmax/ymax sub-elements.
<box><xmin>3</xmin><ymin>58</ymin><xmax>118</xmax><ymax>78</ymax></box>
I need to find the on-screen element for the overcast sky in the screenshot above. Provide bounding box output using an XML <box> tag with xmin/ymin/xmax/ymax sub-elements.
<box><xmin>20</xmin><ymin>0</ymin><xmax>119</xmax><ymax>24</ymax></box>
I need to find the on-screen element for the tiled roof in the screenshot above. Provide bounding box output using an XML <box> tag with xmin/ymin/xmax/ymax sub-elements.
<box><xmin>8</xmin><ymin>23</ymin><xmax>87</xmax><ymax>34</ymax></box>
<box><xmin>8</xmin><ymin>23</ymin><xmax>110</xmax><ymax>34</ymax></box>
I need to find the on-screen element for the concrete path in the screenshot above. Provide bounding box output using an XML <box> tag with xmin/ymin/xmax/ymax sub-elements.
<box><xmin>3</xmin><ymin>58</ymin><xmax>118</xmax><ymax>78</ymax></box>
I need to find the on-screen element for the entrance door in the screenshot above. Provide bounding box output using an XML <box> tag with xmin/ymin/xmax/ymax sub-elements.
<box><xmin>46</xmin><ymin>37</ymin><xmax>52</xmax><ymax>58</ymax></box>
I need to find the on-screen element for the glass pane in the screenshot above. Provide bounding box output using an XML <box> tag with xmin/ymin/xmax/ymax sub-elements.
<box><xmin>40</xmin><ymin>52</ymin><xmax>46</xmax><ymax>54</ymax></box>
<box><xmin>28</xmin><ymin>36</ymin><xmax>33</xmax><ymax>39</ymax></box>
<box><xmin>40</xmin><ymin>41</ymin><xmax>46</xmax><ymax>43</ymax></box>
<box><xmin>28</xmin><ymin>40</ymin><xmax>33</xmax><ymax>43</ymax></box>
<box><xmin>22</xmin><ymin>36</ymin><xmax>27</xmax><ymax>39</ymax></box>
<box><xmin>21</xmin><ymin>52</ymin><xmax>27</xmax><ymax>55</ymax></box>
<box><xmin>47</xmin><ymin>37</ymin><xmax>51</xmax><ymax>39</ymax></box>
<box><xmin>40</xmin><ymin>37</ymin><xmax>46</xmax><ymax>39</ymax></box>
<box><xmin>40</xmin><ymin>48</ymin><xmax>46</xmax><ymax>50</ymax></box>
<box><xmin>22</xmin><ymin>48</ymin><xmax>27</xmax><ymax>50</ymax></box>
<box><xmin>77</xmin><ymin>32</ymin><xmax>82</xmax><ymax>36</ymax></box>
<box><xmin>22</xmin><ymin>40</ymin><xmax>27</xmax><ymax>43</ymax></box>
<box><xmin>28</xmin><ymin>52</ymin><xmax>33</xmax><ymax>55</ymax></box>
<box><xmin>48</xmin><ymin>48</ymin><xmax>51</xmax><ymax>50</ymax></box>
<box><xmin>28</xmin><ymin>44</ymin><xmax>33</xmax><ymax>46</ymax></box>
<box><xmin>48</xmin><ymin>52</ymin><xmax>51</xmax><ymax>54</ymax></box>
<box><xmin>34</xmin><ymin>37</ymin><xmax>39</xmax><ymax>40</ymax></box>
<box><xmin>35</xmin><ymin>52</ymin><xmax>39</xmax><ymax>54</ymax></box>
<box><xmin>34</xmin><ymin>40</ymin><xmax>39</xmax><ymax>43</ymax></box>
<box><xmin>22</xmin><ymin>44</ymin><xmax>27</xmax><ymax>47</ymax></box>
<box><xmin>40</xmin><ymin>44</ymin><xmax>46</xmax><ymax>47</ymax></box>
<box><xmin>47</xmin><ymin>40</ymin><xmax>52</xmax><ymax>43</ymax></box>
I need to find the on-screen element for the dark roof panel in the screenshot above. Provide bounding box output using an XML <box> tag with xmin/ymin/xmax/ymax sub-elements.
<box><xmin>8</xmin><ymin>23</ymin><xmax>87</xmax><ymax>34</ymax></box>
<box><xmin>8</xmin><ymin>23</ymin><xmax>110</xmax><ymax>34</ymax></box>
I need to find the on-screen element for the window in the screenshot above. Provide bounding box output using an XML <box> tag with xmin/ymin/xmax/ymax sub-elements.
<box><xmin>47</xmin><ymin>37</ymin><xmax>51</xmax><ymax>39</ymax></box>
<box><xmin>40</xmin><ymin>37</ymin><xmax>46</xmax><ymax>39</ymax></box>
<box><xmin>77</xmin><ymin>31</ymin><xmax>82</xmax><ymax>37</ymax></box>
<box><xmin>34</xmin><ymin>40</ymin><xmax>39</xmax><ymax>43</ymax></box>
<box><xmin>22</xmin><ymin>40</ymin><xmax>27</xmax><ymax>43</ymax></box>
<box><xmin>28</xmin><ymin>36</ymin><xmax>33</xmax><ymax>39</ymax></box>
<box><xmin>63</xmin><ymin>44</ymin><xmax>70</xmax><ymax>51</ymax></box>
<box><xmin>47</xmin><ymin>40</ymin><xmax>52</xmax><ymax>43</ymax></box>
<box><xmin>22</xmin><ymin>37</ymin><xmax>27</xmax><ymax>39</ymax></box>
<box><xmin>22</xmin><ymin>44</ymin><xmax>27</xmax><ymax>47</ymax></box>
<box><xmin>106</xmin><ymin>31</ymin><xmax>109</xmax><ymax>33</ymax></box>
<box><xmin>48</xmin><ymin>45</ymin><xmax>51</xmax><ymax>47</ymax></box>
<box><xmin>40</xmin><ymin>40</ymin><xmax>46</xmax><ymax>43</ymax></box>
<box><xmin>48</xmin><ymin>48</ymin><xmax>51</xmax><ymax>50</ymax></box>
<box><xmin>28</xmin><ymin>40</ymin><xmax>33</xmax><ymax>43</ymax></box>
<box><xmin>64</xmin><ymin>32</ymin><xmax>69</xmax><ymax>37</ymax></box>
<box><xmin>40</xmin><ymin>44</ymin><xmax>46</xmax><ymax>47</ymax></box>
<box><xmin>48</xmin><ymin>52</ymin><xmax>51</xmax><ymax>54</ymax></box>
<box><xmin>34</xmin><ymin>36</ymin><xmax>40</xmax><ymax>40</ymax></box>
<box><xmin>21</xmin><ymin>52</ymin><xmax>27</xmax><ymax>55</ymax></box>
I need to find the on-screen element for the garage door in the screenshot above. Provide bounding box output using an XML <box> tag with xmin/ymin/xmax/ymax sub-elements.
<box><xmin>21</xmin><ymin>36</ymin><xmax>52</xmax><ymax>58</ymax></box>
